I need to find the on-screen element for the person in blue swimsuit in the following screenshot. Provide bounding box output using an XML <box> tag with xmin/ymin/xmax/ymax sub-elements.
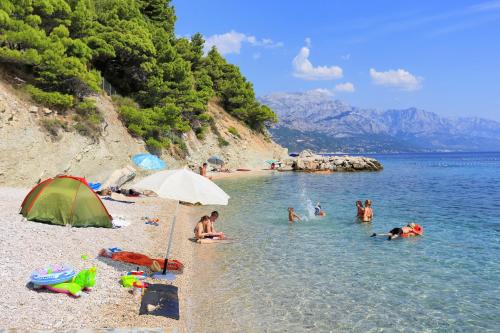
<box><xmin>314</xmin><ymin>202</ymin><xmax>326</xmax><ymax>217</ymax></box>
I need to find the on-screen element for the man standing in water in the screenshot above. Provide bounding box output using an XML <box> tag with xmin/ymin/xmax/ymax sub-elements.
<box><xmin>362</xmin><ymin>200</ymin><xmax>373</xmax><ymax>222</ymax></box>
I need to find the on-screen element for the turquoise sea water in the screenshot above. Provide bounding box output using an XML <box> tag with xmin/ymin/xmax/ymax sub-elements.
<box><xmin>191</xmin><ymin>152</ymin><xmax>500</xmax><ymax>332</ymax></box>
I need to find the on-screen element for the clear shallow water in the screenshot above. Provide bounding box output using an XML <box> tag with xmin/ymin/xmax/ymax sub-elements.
<box><xmin>191</xmin><ymin>153</ymin><xmax>500</xmax><ymax>332</ymax></box>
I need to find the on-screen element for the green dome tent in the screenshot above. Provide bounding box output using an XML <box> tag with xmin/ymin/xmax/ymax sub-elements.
<box><xmin>20</xmin><ymin>176</ymin><xmax>112</xmax><ymax>228</ymax></box>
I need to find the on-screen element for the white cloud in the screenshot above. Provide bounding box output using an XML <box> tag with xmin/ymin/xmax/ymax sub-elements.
<box><xmin>341</xmin><ymin>53</ymin><xmax>351</xmax><ymax>60</ymax></box>
<box><xmin>334</xmin><ymin>82</ymin><xmax>355</xmax><ymax>92</ymax></box>
<box><xmin>204</xmin><ymin>30</ymin><xmax>283</xmax><ymax>55</ymax></box>
<box><xmin>309</xmin><ymin>88</ymin><xmax>334</xmax><ymax>96</ymax></box>
<box><xmin>470</xmin><ymin>1</ymin><xmax>500</xmax><ymax>12</ymax></box>
<box><xmin>307</xmin><ymin>82</ymin><xmax>355</xmax><ymax>97</ymax></box>
<box><xmin>252</xmin><ymin>52</ymin><xmax>261</xmax><ymax>60</ymax></box>
<box><xmin>369</xmin><ymin>68</ymin><xmax>423</xmax><ymax>91</ymax></box>
<box><xmin>292</xmin><ymin>42</ymin><xmax>343</xmax><ymax>81</ymax></box>
<box><xmin>305</xmin><ymin>37</ymin><xmax>312</xmax><ymax>47</ymax></box>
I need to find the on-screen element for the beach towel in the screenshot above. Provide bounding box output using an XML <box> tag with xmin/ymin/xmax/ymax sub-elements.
<box><xmin>139</xmin><ymin>284</ymin><xmax>179</xmax><ymax>320</ymax></box>
<box><xmin>188</xmin><ymin>237</ymin><xmax>234</xmax><ymax>244</ymax></box>
<box><xmin>102</xmin><ymin>251</ymin><xmax>184</xmax><ymax>272</ymax></box>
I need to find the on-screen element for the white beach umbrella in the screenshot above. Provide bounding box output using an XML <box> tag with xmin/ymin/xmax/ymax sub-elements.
<box><xmin>133</xmin><ymin>168</ymin><xmax>230</xmax><ymax>276</ymax></box>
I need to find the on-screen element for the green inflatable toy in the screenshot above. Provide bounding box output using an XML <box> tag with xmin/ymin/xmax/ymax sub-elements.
<box><xmin>46</xmin><ymin>267</ymin><xmax>96</xmax><ymax>297</ymax></box>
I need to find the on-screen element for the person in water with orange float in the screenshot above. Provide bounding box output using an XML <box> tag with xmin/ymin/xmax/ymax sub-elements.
<box><xmin>314</xmin><ymin>202</ymin><xmax>326</xmax><ymax>217</ymax></box>
<box><xmin>371</xmin><ymin>222</ymin><xmax>424</xmax><ymax>240</ymax></box>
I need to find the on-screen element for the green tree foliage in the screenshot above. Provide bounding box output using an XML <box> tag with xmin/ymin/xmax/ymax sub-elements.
<box><xmin>24</xmin><ymin>84</ymin><xmax>74</xmax><ymax>110</ymax></box>
<box><xmin>0</xmin><ymin>0</ymin><xmax>277</xmax><ymax>149</ymax></box>
<box><xmin>203</xmin><ymin>47</ymin><xmax>278</xmax><ymax>130</ymax></box>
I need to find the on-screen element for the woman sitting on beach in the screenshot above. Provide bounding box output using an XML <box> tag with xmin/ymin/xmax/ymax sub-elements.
<box><xmin>362</xmin><ymin>200</ymin><xmax>373</xmax><ymax>222</ymax></box>
<box><xmin>194</xmin><ymin>216</ymin><xmax>225</xmax><ymax>240</ymax></box>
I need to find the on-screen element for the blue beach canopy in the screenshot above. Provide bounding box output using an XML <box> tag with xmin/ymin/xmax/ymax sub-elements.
<box><xmin>207</xmin><ymin>156</ymin><xmax>225</xmax><ymax>165</ymax></box>
<box><xmin>132</xmin><ymin>153</ymin><xmax>166</xmax><ymax>170</ymax></box>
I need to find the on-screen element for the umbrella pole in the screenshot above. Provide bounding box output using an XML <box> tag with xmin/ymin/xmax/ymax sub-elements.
<box><xmin>163</xmin><ymin>200</ymin><xmax>180</xmax><ymax>275</ymax></box>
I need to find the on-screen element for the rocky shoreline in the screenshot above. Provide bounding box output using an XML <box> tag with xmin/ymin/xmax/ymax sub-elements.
<box><xmin>283</xmin><ymin>150</ymin><xmax>383</xmax><ymax>172</ymax></box>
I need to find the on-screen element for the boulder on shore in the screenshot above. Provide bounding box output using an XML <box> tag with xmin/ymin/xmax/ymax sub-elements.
<box><xmin>286</xmin><ymin>149</ymin><xmax>383</xmax><ymax>172</ymax></box>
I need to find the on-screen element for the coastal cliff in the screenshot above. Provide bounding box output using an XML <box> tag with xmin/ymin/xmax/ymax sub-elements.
<box><xmin>0</xmin><ymin>78</ymin><xmax>287</xmax><ymax>186</ymax></box>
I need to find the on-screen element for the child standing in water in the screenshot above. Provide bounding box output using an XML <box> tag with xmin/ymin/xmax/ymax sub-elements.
<box><xmin>288</xmin><ymin>207</ymin><xmax>302</xmax><ymax>223</ymax></box>
<box><xmin>362</xmin><ymin>200</ymin><xmax>373</xmax><ymax>222</ymax></box>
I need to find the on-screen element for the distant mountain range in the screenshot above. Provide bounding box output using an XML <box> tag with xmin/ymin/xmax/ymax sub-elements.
<box><xmin>259</xmin><ymin>91</ymin><xmax>500</xmax><ymax>153</ymax></box>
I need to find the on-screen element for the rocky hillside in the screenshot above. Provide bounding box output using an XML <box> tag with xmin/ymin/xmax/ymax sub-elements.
<box><xmin>0</xmin><ymin>79</ymin><xmax>286</xmax><ymax>186</ymax></box>
<box><xmin>260</xmin><ymin>91</ymin><xmax>500</xmax><ymax>153</ymax></box>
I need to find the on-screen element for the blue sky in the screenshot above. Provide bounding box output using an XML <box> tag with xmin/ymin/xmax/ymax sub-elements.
<box><xmin>173</xmin><ymin>0</ymin><xmax>500</xmax><ymax>121</ymax></box>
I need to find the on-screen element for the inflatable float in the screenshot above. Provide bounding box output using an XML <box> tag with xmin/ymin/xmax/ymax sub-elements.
<box><xmin>30</xmin><ymin>265</ymin><xmax>96</xmax><ymax>297</ymax></box>
<box><xmin>30</xmin><ymin>264</ymin><xmax>76</xmax><ymax>286</ymax></box>
<box><xmin>401</xmin><ymin>224</ymin><xmax>424</xmax><ymax>238</ymax></box>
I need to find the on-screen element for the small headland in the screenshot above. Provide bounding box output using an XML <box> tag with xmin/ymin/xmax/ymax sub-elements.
<box><xmin>282</xmin><ymin>150</ymin><xmax>383</xmax><ymax>173</ymax></box>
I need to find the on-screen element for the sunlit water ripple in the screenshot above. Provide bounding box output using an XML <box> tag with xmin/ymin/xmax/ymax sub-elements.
<box><xmin>190</xmin><ymin>152</ymin><xmax>500</xmax><ymax>332</ymax></box>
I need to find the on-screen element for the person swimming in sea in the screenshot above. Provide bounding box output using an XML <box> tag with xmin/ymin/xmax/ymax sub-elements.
<box><xmin>314</xmin><ymin>202</ymin><xmax>326</xmax><ymax>217</ymax></box>
<box><xmin>362</xmin><ymin>199</ymin><xmax>373</xmax><ymax>222</ymax></box>
<box><xmin>356</xmin><ymin>200</ymin><xmax>364</xmax><ymax>219</ymax></box>
<box><xmin>288</xmin><ymin>207</ymin><xmax>302</xmax><ymax>223</ymax></box>
<box><xmin>371</xmin><ymin>222</ymin><xmax>424</xmax><ymax>240</ymax></box>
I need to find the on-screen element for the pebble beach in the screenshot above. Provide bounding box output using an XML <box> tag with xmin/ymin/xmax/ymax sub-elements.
<box><xmin>0</xmin><ymin>187</ymin><xmax>200</xmax><ymax>332</ymax></box>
